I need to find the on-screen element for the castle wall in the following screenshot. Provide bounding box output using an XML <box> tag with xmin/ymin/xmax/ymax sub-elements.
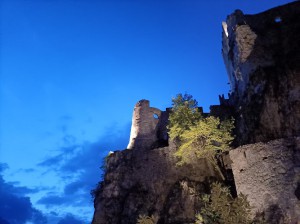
<box><xmin>127</xmin><ymin>100</ymin><xmax>163</xmax><ymax>149</ymax></box>
<box><xmin>223</xmin><ymin>3</ymin><xmax>300</xmax><ymax>222</ymax></box>
<box><xmin>229</xmin><ymin>137</ymin><xmax>300</xmax><ymax>223</ymax></box>
<box><xmin>222</xmin><ymin>1</ymin><xmax>300</xmax><ymax>145</ymax></box>
<box><xmin>93</xmin><ymin>2</ymin><xmax>300</xmax><ymax>224</ymax></box>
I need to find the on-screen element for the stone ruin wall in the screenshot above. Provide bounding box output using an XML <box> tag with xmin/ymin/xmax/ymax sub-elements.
<box><xmin>127</xmin><ymin>100</ymin><xmax>169</xmax><ymax>150</ymax></box>
<box><xmin>93</xmin><ymin>2</ymin><xmax>300</xmax><ymax>223</ymax></box>
<box><xmin>229</xmin><ymin>138</ymin><xmax>300</xmax><ymax>223</ymax></box>
<box><xmin>223</xmin><ymin>2</ymin><xmax>300</xmax><ymax>223</ymax></box>
<box><xmin>222</xmin><ymin>1</ymin><xmax>300</xmax><ymax>146</ymax></box>
<box><xmin>126</xmin><ymin>99</ymin><xmax>231</xmax><ymax>150</ymax></box>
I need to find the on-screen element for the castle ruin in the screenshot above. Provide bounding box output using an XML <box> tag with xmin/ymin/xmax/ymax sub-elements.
<box><xmin>127</xmin><ymin>100</ymin><xmax>169</xmax><ymax>149</ymax></box>
<box><xmin>93</xmin><ymin>2</ymin><xmax>300</xmax><ymax>223</ymax></box>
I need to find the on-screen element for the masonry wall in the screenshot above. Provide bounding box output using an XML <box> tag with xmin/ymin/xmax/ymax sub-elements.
<box><xmin>92</xmin><ymin>2</ymin><xmax>300</xmax><ymax>224</ymax></box>
<box><xmin>222</xmin><ymin>1</ymin><xmax>300</xmax><ymax>146</ymax></box>
<box><xmin>223</xmin><ymin>2</ymin><xmax>300</xmax><ymax>223</ymax></box>
<box><xmin>127</xmin><ymin>100</ymin><xmax>164</xmax><ymax>149</ymax></box>
<box><xmin>229</xmin><ymin>138</ymin><xmax>300</xmax><ymax>223</ymax></box>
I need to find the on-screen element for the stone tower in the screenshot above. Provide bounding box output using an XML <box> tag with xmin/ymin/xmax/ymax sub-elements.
<box><xmin>127</xmin><ymin>100</ymin><xmax>162</xmax><ymax>149</ymax></box>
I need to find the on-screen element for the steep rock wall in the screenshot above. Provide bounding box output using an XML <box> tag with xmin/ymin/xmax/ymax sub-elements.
<box><xmin>92</xmin><ymin>143</ymin><xmax>222</xmax><ymax>224</ymax></box>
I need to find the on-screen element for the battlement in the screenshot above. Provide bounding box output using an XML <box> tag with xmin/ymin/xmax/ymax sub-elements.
<box><xmin>127</xmin><ymin>99</ymin><xmax>233</xmax><ymax>149</ymax></box>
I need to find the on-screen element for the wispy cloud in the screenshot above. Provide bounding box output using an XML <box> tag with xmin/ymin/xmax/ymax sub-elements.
<box><xmin>0</xmin><ymin>163</ymin><xmax>47</xmax><ymax>224</ymax></box>
<box><xmin>1</xmin><ymin>122</ymin><xmax>130</xmax><ymax>223</ymax></box>
<box><xmin>57</xmin><ymin>214</ymin><xmax>85</xmax><ymax>224</ymax></box>
<box><xmin>36</xmin><ymin>123</ymin><xmax>130</xmax><ymax>221</ymax></box>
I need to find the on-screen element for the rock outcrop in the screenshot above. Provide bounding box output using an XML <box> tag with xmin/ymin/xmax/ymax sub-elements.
<box><xmin>92</xmin><ymin>143</ymin><xmax>222</xmax><ymax>224</ymax></box>
<box><xmin>92</xmin><ymin>2</ymin><xmax>300</xmax><ymax>224</ymax></box>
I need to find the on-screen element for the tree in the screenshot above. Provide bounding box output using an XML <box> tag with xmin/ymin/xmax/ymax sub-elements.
<box><xmin>168</xmin><ymin>93</ymin><xmax>234</xmax><ymax>166</ymax></box>
<box><xmin>168</xmin><ymin>93</ymin><xmax>202</xmax><ymax>141</ymax></box>
<box><xmin>175</xmin><ymin>116</ymin><xmax>234</xmax><ymax>166</ymax></box>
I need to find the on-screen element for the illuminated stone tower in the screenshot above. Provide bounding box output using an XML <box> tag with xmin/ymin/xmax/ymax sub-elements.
<box><xmin>127</xmin><ymin>100</ymin><xmax>162</xmax><ymax>149</ymax></box>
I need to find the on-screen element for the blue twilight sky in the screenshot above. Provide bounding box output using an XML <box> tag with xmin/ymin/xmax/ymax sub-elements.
<box><xmin>0</xmin><ymin>0</ymin><xmax>295</xmax><ymax>223</ymax></box>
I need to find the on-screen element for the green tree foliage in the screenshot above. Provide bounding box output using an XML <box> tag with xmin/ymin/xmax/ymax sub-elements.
<box><xmin>168</xmin><ymin>93</ymin><xmax>202</xmax><ymax>140</ymax></box>
<box><xmin>196</xmin><ymin>183</ymin><xmax>252</xmax><ymax>224</ymax></box>
<box><xmin>136</xmin><ymin>215</ymin><xmax>156</xmax><ymax>224</ymax></box>
<box><xmin>175</xmin><ymin>116</ymin><xmax>234</xmax><ymax>166</ymax></box>
<box><xmin>168</xmin><ymin>93</ymin><xmax>234</xmax><ymax>166</ymax></box>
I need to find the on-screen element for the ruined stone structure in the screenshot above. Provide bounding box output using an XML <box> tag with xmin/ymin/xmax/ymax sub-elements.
<box><xmin>222</xmin><ymin>1</ymin><xmax>300</xmax><ymax>145</ymax></box>
<box><xmin>230</xmin><ymin>138</ymin><xmax>300</xmax><ymax>223</ymax></box>
<box><xmin>92</xmin><ymin>2</ymin><xmax>300</xmax><ymax>224</ymax></box>
<box><xmin>222</xmin><ymin>2</ymin><xmax>300</xmax><ymax>222</ymax></box>
<box><xmin>127</xmin><ymin>100</ymin><xmax>169</xmax><ymax>150</ymax></box>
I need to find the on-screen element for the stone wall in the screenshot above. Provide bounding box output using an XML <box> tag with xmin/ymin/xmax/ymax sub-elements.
<box><xmin>127</xmin><ymin>100</ymin><xmax>166</xmax><ymax>149</ymax></box>
<box><xmin>92</xmin><ymin>2</ymin><xmax>300</xmax><ymax>224</ymax></box>
<box><xmin>229</xmin><ymin>137</ymin><xmax>300</xmax><ymax>223</ymax></box>
<box><xmin>222</xmin><ymin>1</ymin><xmax>300</xmax><ymax>145</ymax></box>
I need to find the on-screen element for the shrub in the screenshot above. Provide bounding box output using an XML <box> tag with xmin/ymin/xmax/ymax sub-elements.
<box><xmin>196</xmin><ymin>183</ymin><xmax>252</xmax><ymax>224</ymax></box>
<box><xmin>136</xmin><ymin>215</ymin><xmax>156</xmax><ymax>224</ymax></box>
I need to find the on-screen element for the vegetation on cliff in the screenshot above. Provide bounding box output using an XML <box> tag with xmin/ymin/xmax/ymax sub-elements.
<box><xmin>168</xmin><ymin>93</ymin><xmax>234</xmax><ymax>166</ymax></box>
<box><xmin>195</xmin><ymin>183</ymin><xmax>252</xmax><ymax>224</ymax></box>
<box><xmin>136</xmin><ymin>215</ymin><xmax>156</xmax><ymax>224</ymax></box>
<box><xmin>167</xmin><ymin>94</ymin><xmax>253</xmax><ymax>224</ymax></box>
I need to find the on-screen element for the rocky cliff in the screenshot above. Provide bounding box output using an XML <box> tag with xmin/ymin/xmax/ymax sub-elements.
<box><xmin>92</xmin><ymin>2</ymin><xmax>300</xmax><ymax>224</ymax></box>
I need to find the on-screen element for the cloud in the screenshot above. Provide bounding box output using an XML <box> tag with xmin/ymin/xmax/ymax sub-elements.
<box><xmin>0</xmin><ymin>163</ymin><xmax>47</xmax><ymax>224</ymax></box>
<box><xmin>57</xmin><ymin>214</ymin><xmax>85</xmax><ymax>224</ymax></box>
<box><xmin>37</xmin><ymin>154</ymin><xmax>65</xmax><ymax>167</ymax></box>
<box><xmin>0</xmin><ymin>163</ymin><xmax>9</xmax><ymax>172</ymax></box>
<box><xmin>37</xmin><ymin>195</ymin><xmax>68</xmax><ymax>207</ymax></box>
<box><xmin>34</xmin><ymin>123</ymin><xmax>130</xmax><ymax>220</ymax></box>
<box><xmin>64</xmin><ymin>180</ymin><xmax>85</xmax><ymax>195</ymax></box>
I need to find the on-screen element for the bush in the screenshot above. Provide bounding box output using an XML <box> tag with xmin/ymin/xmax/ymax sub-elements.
<box><xmin>196</xmin><ymin>183</ymin><xmax>252</xmax><ymax>224</ymax></box>
<box><xmin>136</xmin><ymin>215</ymin><xmax>156</xmax><ymax>224</ymax></box>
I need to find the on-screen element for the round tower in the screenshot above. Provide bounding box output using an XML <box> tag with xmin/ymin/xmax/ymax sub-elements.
<box><xmin>127</xmin><ymin>100</ymin><xmax>162</xmax><ymax>149</ymax></box>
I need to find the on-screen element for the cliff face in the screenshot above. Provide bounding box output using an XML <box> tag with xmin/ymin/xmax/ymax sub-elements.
<box><xmin>92</xmin><ymin>2</ymin><xmax>300</xmax><ymax>224</ymax></box>
<box><xmin>92</xmin><ymin>143</ymin><xmax>222</xmax><ymax>224</ymax></box>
